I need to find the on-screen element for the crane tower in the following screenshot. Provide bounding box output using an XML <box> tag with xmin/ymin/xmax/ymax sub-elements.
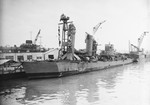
<box><xmin>137</xmin><ymin>31</ymin><xmax>148</xmax><ymax>51</ymax></box>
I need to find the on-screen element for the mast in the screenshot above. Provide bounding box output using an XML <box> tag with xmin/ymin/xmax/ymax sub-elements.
<box><xmin>58</xmin><ymin>14</ymin><xmax>78</xmax><ymax>60</ymax></box>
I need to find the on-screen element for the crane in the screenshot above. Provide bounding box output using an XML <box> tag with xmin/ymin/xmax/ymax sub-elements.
<box><xmin>130</xmin><ymin>31</ymin><xmax>148</xmax><ymax>53</ymax></box>
<box><xmin>34</xmin><ymin>29</ymin><xmax>41</xmax><ymax>44</ymax></box>
<box><xmin>137</xmin><ymin>31</ymin><xmax>148</xmax><ymax>51</ymax></box>
<box><xmin>93</xmin><ymin>20</ymin><xmax>106</xmax><ymax>35</ymax></box>
<box><xmin>130</xmin><ymin>44</ymin><xmax>139</xmax><ymax>52</ymax></box>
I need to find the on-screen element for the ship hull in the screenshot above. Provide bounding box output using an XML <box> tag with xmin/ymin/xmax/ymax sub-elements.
<box><xmin>23</xmin><ymin>59</ymin><xmax>133</xmax><ymax>79</ymax></box>
<box><xmin>131</xmin><ymin>53</ymin><xmax>146</xmax><ymax>62</ymax></box>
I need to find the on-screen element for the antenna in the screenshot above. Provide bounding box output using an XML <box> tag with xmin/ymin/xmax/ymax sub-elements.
<box><xmin>129</xmin><ymin>40</ymin><xmax>131</xmax><ymax>53</ymax></box>
<box><xmin>30</xmin><ymin>31</ymin><xmax>32</xmax><ymax>40</ymax></box>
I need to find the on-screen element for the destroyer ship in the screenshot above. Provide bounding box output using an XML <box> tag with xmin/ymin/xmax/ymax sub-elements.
<box><xmin>23</xmin><ymin>14</ymin><xmax>134</xmax><ymax>79</ymax></box>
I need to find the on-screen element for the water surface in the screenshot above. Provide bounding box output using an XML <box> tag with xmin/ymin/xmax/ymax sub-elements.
<box><xmin>0</xmin><ymin>60</ymin><xmax>150</xmax><ymax>105</ymax></box>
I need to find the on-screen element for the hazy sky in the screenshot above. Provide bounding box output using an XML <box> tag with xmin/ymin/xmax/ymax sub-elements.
<box><xmin>0</xmin><ymin>0</ymin><xmax>150</xmax><ymax>52</ymax></box>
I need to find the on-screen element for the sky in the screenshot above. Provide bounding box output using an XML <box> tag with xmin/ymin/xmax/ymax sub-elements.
<box><xmin>0</xmin><ymin>0</ymin><xmax>150</xmax><ymax>53</ymax></box>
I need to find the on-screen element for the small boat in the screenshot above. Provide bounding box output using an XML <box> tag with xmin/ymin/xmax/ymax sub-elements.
<box><xmin>0</xmin><ymin>59</ymin><xmax>25</xmax><ymax>80</ymax></box>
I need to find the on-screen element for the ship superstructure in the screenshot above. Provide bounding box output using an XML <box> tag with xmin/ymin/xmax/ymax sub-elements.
<box><xmin>58</xmin><ymin>14</ymin><xmax>80</xmax><ymax>60</ymax></box>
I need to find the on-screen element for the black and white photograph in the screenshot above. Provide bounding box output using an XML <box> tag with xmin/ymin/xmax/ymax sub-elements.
<box><xmin>0</xmin><ymin>0</ymin><xmax>150</xmax><ymax>105</ymax></box>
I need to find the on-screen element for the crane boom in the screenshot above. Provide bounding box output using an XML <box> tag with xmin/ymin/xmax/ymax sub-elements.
<box><xmin>93</xmin><ymin>20</ymin><xmax>106</xmax><ymax>35</ymax></box>
<box><xmin>138</xmin><ymin>31</ymin><xmax>148</xmax><ymax>50</ymax></box>
<box><xmin>131</xmin><ymin>44</ymin><xmax>139</xmax><ymax>50</ymax></box>
<box><xmin>34</xmin><ymin>29</ymin><xmax>41</xmax><ymax>44</ymax></box>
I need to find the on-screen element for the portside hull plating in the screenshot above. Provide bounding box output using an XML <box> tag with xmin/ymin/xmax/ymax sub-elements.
<box><xmin>23</xmin><ymin>59</ymin><xmax>133</xmax><ymax>79</ymax></box>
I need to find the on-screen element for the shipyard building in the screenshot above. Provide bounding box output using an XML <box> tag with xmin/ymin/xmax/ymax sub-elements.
<box><xmin>0</xmin><ymin>40</ymin><xmax>59</xmax><ymax>62</ymax></box>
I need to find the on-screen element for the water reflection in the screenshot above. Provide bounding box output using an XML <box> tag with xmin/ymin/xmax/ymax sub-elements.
<box><xmin>0</xmin><ymin>61</ymin><xmax>150</xmax><ymax>105</ymax></box>
<box><xmin>22</xmin><ymin>65</ymin><xmax>126</xmax><ymax>105</ymax></box>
